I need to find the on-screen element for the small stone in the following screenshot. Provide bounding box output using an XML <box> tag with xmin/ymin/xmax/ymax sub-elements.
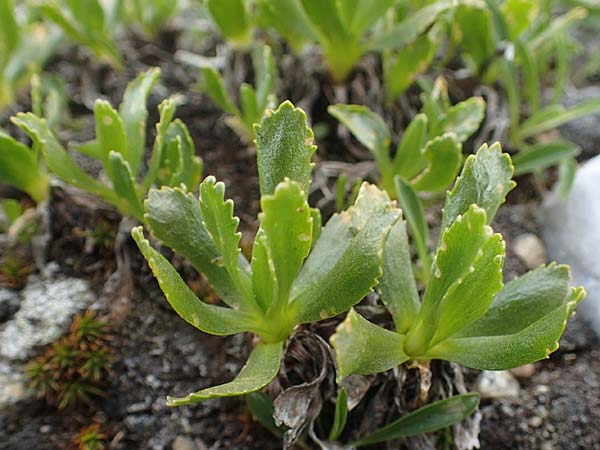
<box><xmin>0</xmin><ymin>274</ymin><xmax>95</xmax><ymax>360</ymax></box>
<box><xmin>40</xmin><ymin>425</ymin><xmax>51</xmax><ymax>434</ymax></box>
<box><xmin>528</xmin><ymin>416</ymin><xmax>543</xmax><ymax>428</ymax></box>
<box><xmin>513</xmin><ymin>233</ymin><xmax>546</xmax><ymax>269</ymax></box>
<box><xmin>0</xmin><ymin>371</ymin><xmax>27</xmax><ymax>407</ymax></box>
<box><xmin>476</xmin><ymin>370</ymin><xmax>520</xmax><ymax>399</ymax></box>
<box><xmin>124</xmin><ymin>414</ymin><xmax>158</xmax><ymax>433</ymax></box>
<box><xmin>172</xmin><ymin>436</ymin><xmax>198</xmax><ymax>450</ymax></box>
<box><xmin>510</xmin><ymin>364</ymin><xmax>537</xmax><ymax>379</ymax></box>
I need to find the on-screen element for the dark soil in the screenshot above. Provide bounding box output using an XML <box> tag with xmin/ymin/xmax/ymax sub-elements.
<box><xmin>1</xmin><ymin>20</ymin><xmax>599</xmax><ymax>450</ymax></box>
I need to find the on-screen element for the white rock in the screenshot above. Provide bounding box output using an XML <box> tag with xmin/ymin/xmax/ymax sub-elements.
<box><xmin>0</xmin><ymin>275</ymin><xmax>95</xmax><ymax>360</ymax></box>
<box><xmin>541</xmin><ymin>155</ymin><xmax>600</xmax><ymax>336</ymax></box>
<box><xmin>172</xmin><ymin>436</ymin><xmax>198</xmax><ymax>450</ymax></box>
<box><xmin>0</xmin><ymin>364</ymin><xmax>27</xmax><ymax>408</ymax></box>
<box><xmin>513</xmin><ymin>233</ymin><xmax>547</xmax><ymax>269</ymax></box>
<box><xmin>476</xmin><ymin>370</ymin><xmax>520</xmax><ymax>399</ymax></box>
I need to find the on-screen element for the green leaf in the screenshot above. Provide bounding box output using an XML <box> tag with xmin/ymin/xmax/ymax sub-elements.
<box><xmin>255</xmin><ymin>101</ymin><xmax>316</xmax><ymax>197</ymax></box>
<box><xmin>240</xmin><ymin>83</ymin><xmax>258</xmax><ymax>129</ymax></box>
<box><xmin>94</xmin><ymin>99</ymin><xmax>127</xmax><ymax>172</ymax></box>
<box><xmin>353</xmin><ymin>394</ymin><xmax>480</xmax><ymax>447</ymax></box>
<box><xmin>256</xmin><ymin>0</ymin><xmax>320</xmax><ymax>48</ymax></box>
<box><xmin>428</xmin><ymin>288</ymin><xmax>584</xmax><ymax>370</ymax></box>
<box><xmin>411</xmin><ymin>134</ymin><xmax>462</xmax><ymax>193</ymax></box>
<box><xmin>344</xmin><ymin>0</ymin><xmax>395</xmax><ymax>37</ymax></box>
<box><xmin>144</xmin><ymin>187</ymin><xmax>247</xmax><ymax>309</ymax></box>
<box><xmin>365</xmin><ymin>0</ymin><xmax>452</xmax><ymax>51</ymax></box>
<box><xmin>11</xmin><ymin>113</ymin><xmax>118</xmax><ymax>205</ymax></box>
<box><xmin>119</xmin><ymin>67</ymin><xmax>160</xmax><ymax>173</ymax></box>
<box><xmin>328</xmin><ymin>104</ymin><xmax>391</xmax><ymax>165</ymax></box>
<box><xmin>329</xmin><ymin>387</ymin><xmax>348</xmax><ymax>441</ymax></box>
<box><xmin>199</xmin><ymin>176</ymin><xmax>253</xmax><ymax>303</ymax></box>
<box><xmin>430</xmin><ymin>233</ymin><xmax>505</xmax><ymax>346</ymax></box>
<box><xmin>453</xmin><ymin>4</ymin><xmax>496</xmax><ymax>74</ymax></box>
<box><xmin>139</xmin><ymin>98</ymin><xmax>176</xmax><ymax>193</ymax></box>
<box><xmin>167</xmin><ymin>341</ymin><xmax>284</xmax><ymax>405</ymax></box>
<box><xmin>166</xmin><ymin>119</ymin><xmax>203</xmax><ymax>190</ymax></box>
<box><xmin>251</xmin><ymin>230</ymin><xmax>275</xmax><ymax>313</ymax></box>
<box><xmin>253</xmin><ymin>45</ymin><xmax>277</xmax><ymax>112</ymax></box>
<box><xmin>131</xmin><ymin>226</ymin><xmax>254</xmax><ymax>336</ymax></box>
<box><xmin>436</xmin><ymin>97</ymin><xmax>486</xmax><ymax>143</ymax></box>
<box><xmin>428</xmin><ymin>266</ymin><xmax>585</xmax><ymax>370</ymax></box>
<box><xmin>0</xmin><ymin>131</ymin><xmax>48</xmax><ymax>202</ymax></box>
<box><xmin>440</xmin><ymin>142</ymin><xmax>515</xmax><ymax>233</ymax></box>
<box><xmin>393</xmin><ymin>114</ymin><xmax>428</xmax><ymax>180</ymax></box>
<box><xmin>202</xmin><ymin>67</ymin><xmax>240</xmax><ymax>116</ymax></box>
<box><xmin>246</xmin><ymin>392</ymin><xmax>283</xmax><ymax>436</ymax></box>
<box><xmin>394</xmin><ymin>176</ymin><xmax>429</xmax><ymax>276</ymax></box>
<box><xmin>405</xmin><ymin>205</ymin><xmax>491</xmax><ymax>356</ymax></box>
<box><xmin>258</xmin><ymin>180</ymin><xmax>312</xmax><ymax>313</ymax></box>
<box><xmin>331</xmin><ymin>309</ymin><xmax>407</xmax><ymax>378</ymax></box>
<box><xmin>512</xmin><ymin>140</ymin><xmax>580</xmax><ymax>176</ymax></box>
<box><xmin>557</xmin><ymin>157</ymin><xmax>577</xmax><ymax>199</ymax></box>
<box><xmin>0</xmin><ymin>0</ymin><xmax>19</xmax><ymax>56</ymax></box>
<box><xmin>300</xmin><ymin>0</ymin><xmax>347</xmax><ymax>45</ymax></box>
<box><xmin>515</xmin><ymin>97</ymin><xmax>600</xmax><ymax>142</ymax></box>
<box><xmin>206</xmin><ymin>0</ymin><xmax>251</xmax><ymax>44</ymax></box>
<box><xmin>291</xmin><ymin>183</ymin><xmax>400</xmax><ymax>324</ymax></box>
<box><xmin>502</xmin><ymin>0</ymin><xmax>538</xmax><ymax>40</ymax></box>
<box><xmin>107</xmin><ymin>151</ymin><xmax>144</xmax><ymax>221</ymax></box>
<box><xmin>66</xmin><ymin>0</ymin><xmax>105</xmax><ymax>34</ymax></box>
<box><xmin>378</xmin><ymin>210</ymin><xmax>419</xmax><ymax>334</ymax></box>
<box><xmin>384</xmin><ymin>29</ymin><xmax>439</xmax><ymax>101</ymax></box>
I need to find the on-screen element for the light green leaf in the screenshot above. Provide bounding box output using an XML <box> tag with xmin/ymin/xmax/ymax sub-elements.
<box><xmin>73</xmin><ymin>140</ymin><xmax>103</xmax><ymax>160</ymax></box>
<box><xmin>427</xmin><ymin>287</ymin><xmax>584</xmax><ymax>370</ymax></box>
<box><xmin>328</xmin><ymin>104</ymin><xmax>391</xmax><ymax>165</ymax></box>
<box><xmin>144</xmin><ymin>187</ymin><xmax>247</xmax><ymax>309</ymax></box>
<box><xmin>0</xmin><ymin>0</ymin><xmax>19</xmax><ymax>56</ymax></box>
<box><xmin>258</xmin><ymin>180</ymin><xmax>312</xmax><ymax>313</ymax></box>
<box><xmin>107</xmin><ymin>151</ymin><xmax>144</xmax><ymax>221</ymax></box>
<box><xmin>132</xmin><ymin>226</ymin><xmax>254</xmax><ymax>336</ymax></box>
<box><xmin>167</xmin><ymin>341</ymin><xmax>284</xmax><ymax>405</ymax></box>
<box><xmin>256</xmin><ymin>0</ymin><xmax>320</xmax><ymax>48</ymax></box>
<box><xmin>331</xmin><ymin>309</ymin><xmax>407</xmax><ymax>378</ymax></box>
<box><xmin>253</xmin><ymin>45</ymin><xmax>277</xmax><ymax>112</ymax></box>
<box><xmin>329</xmin><ymin>387</ymin><xmax>348</xmax><ymax>441</ymax></box>
<box><xmin>502</xmin><ymin>0</ymin><xmax>538</xmax><ymax>40</ymax></box>
<box><xmin>384</xmin><ymin>29</ymin><xmax>439</xmax><ymax>101</ymax></box>
<box><xmin>512</xmin><ymin>140</ymin><xmax>580</xmax><ymax>176</ymax></box>
<box><xmin>94</xmin><ymin>99</ymin><xmax>127</xmax><ymax>172</ymax></box>
<box><xmin>240</xmin><ymin>83</ymin><xmax>258</xmax><ymax>128</ymax></box>
<box><xmin>453</xmin><ymin>4</ymin><xmax>495</xmax><ymax>74</ymax></box>
<box><xmin>300</xmin><ymin>0</ymin><xmax>347</xmax><ymax>45</ymax></box>
<box><xmin>11</xmin><ymin>113</ymin><xmax>118</xmax><ymax>205</ymax></box>
<box><xmin>458</xmin><ymin>264</ymin><xmax>573</xmax><ymax>338</ymax></box>
<box><xmin>119</xmin><ymin>67</ymin><xmax>160</xmax><ymax>173</ymax></box>
<box><xmin>206</xmin><ymin>0</ymin><xmax>251</xmax><ymax>45</ymax></box>
<box><xmin>411</xmin><ymin>134</ymin><xmax>462</xmax><ymax>193</ymax></box>
<box><xmin>365</xmin><ymin>0</ymin><xmax>452</xmax><ymax>51</ymax></box>
<box><xmin>166</xmin><ymin>120</ymin><xmax>203</xmax><ymax>189</ymax></box>
<box><xmin>251</xmin><ymin>230</ymin><xmax>276</xmax><ymax>313</ymax></box>
<box><xmin>393</xmin><ymin>114</ymin><xmax>428</xmax><ymax>180</ymax></box>
<box><xmin>430</xmin><ymin>234</ymin><xmax>505</xmax><ymax>346</ymax></box>
<box><xmin>436</xmin><ymin>97</ymin><xmax>486</xmax><ymax>143</ymax></box>
<box><xmin>255</xmin><ymin>101</ymin><xmax>316</xmax><ymax>197</ymax></box>
<box><xmin>378</xmin><ymin>212</ymin><xmax>419</xmax><ymax>334</ymax></box>
<box><xmin>199</xmin><ymin>176</ymin><xmax>253</xmax><ymax>303</ymax></box>
<box><xmin>557</xmin><ymin>157</ymin><xmax>577</xmax><ymax>199</ymax></box>
<box><xmin>440</xmin><ymin>142</ymin><xmax>515</xmax><ymax>233</ymax></box>
<box><xmin>394</xmin><ymin>176</ymin><xmax>429</xmax><ymax>275</ymax></box>
<box><xmin>202</xmin><ymin>67</ymin><xmax>240</xmax><ymax>116</ymax></box>
<box><xmin>139</xmin><ymin>98</ymin><xmax>176</xmax><ymax>193</ymax></box>
<box><xmin>0</xmin><ymin>131</ymin><xmax>48</xmax><ymax>203</ymax></box>
<box><xmin>515</xmin><ymin>97</ymin><xmax>600</xmax><ymax>142</ymax></box>
<box><xmin>310</xmin><ymin>207</ymin><xmax>322</xmax><ymax>245</ymax></box>
<box><xmin>291</xmin><ymin>183</ymin><xmax>400</xmax><ymax>324</ymax></box>
<box><xmin>353</xmin><ymin>394</ymin><xmax>480</xmax><ymax>447</ymax></box>
<box><xmin>405</xmin><ymin>205</ymin><xmax>491</xmax><ymax>356</ymax></box>
<box><xmin>344</xmin><ymin>0</ymin><xmax>395</xmax><ymax>36</ymax></box>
